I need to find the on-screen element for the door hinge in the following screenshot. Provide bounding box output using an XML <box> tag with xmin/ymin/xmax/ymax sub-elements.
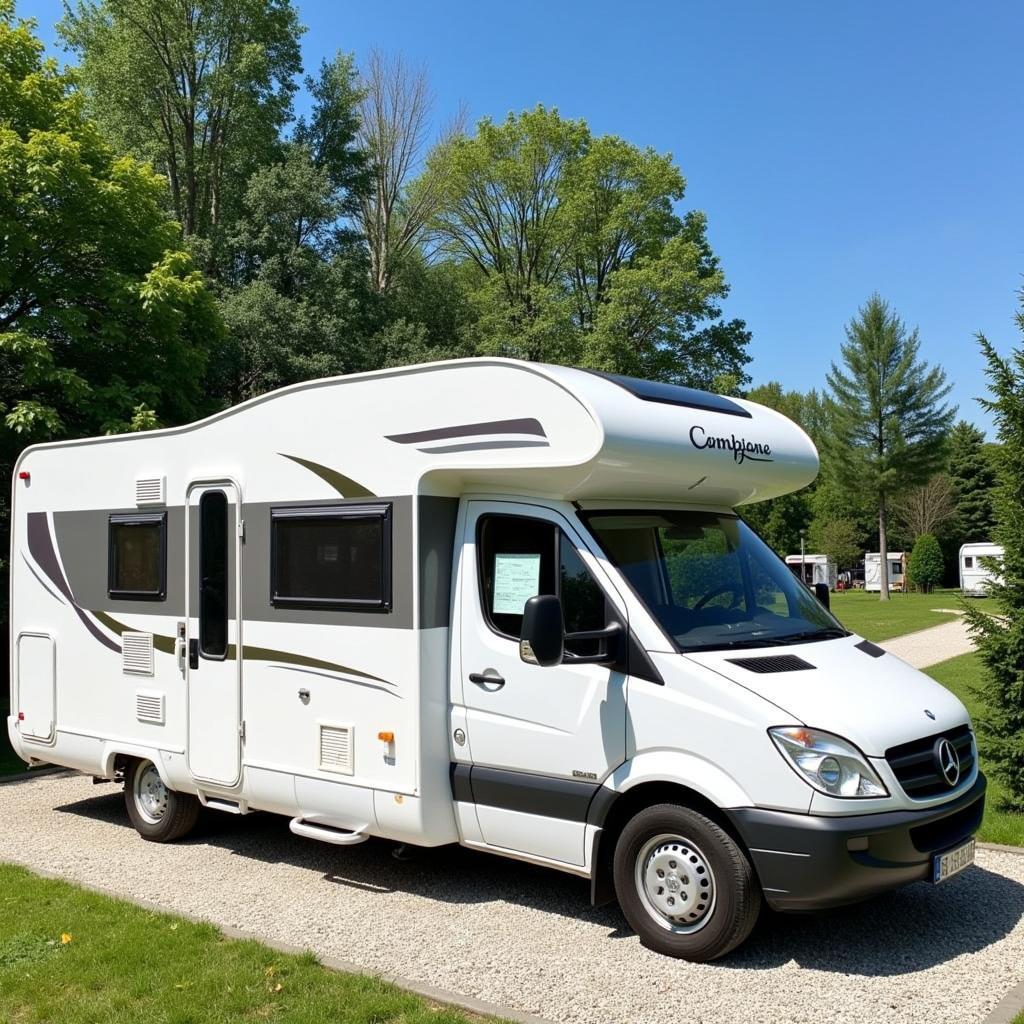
<box><xmin>238</xmin><ymin>720</ymin><xmax>246</xmax><ymax>742</ymax></box>
<box><xmin>237</xmin><ymin>519</ymin><xmax>246</xmax><ymax>540</ymax></box>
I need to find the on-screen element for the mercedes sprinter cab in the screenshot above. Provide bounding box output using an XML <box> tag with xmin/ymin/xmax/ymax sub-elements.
<box><xmin>9</xmin><ymin>359</ymin><xmax>986</xmax><ymax>962</ymax></box>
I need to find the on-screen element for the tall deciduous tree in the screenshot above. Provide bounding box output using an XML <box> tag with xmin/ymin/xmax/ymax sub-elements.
<box><xmin>948</xmin><ymin>420</ymin><xmax>997</xmax><ymax>543</ymax></box>
<box><xmin>354</xmin><ymin>49</ymin><xmax>463</xmax><ymax>293</ymax></box>
<box><xmin>60</xmin><ymin>0</ymin><xmax>303</xmax><ymax>251</ymax></box>
<box><xmin>809</xmin><ymin>518</ymin><xmax>862</xmax><ymax>573</ymax></box>
<box><xmin>891</xmin><ymin>473</ymin><xmax>957</xmax><ymax>541</ymax></box>
<box><xmin>425</xmin><ymin>106</ymin><xmax>750</xmax><ymax>386</ymax></box>
<box><xmin>964</xmin><ymin>314</ymin><xmax>1024</xmax><ymax>809</ymax></box>
<box><xmin>825</xmin><ymin>295</ymin><xmax>954</xmax><ymax>600</ymax></box>
<box><xmin>0</xmin><ymin>2</ymin><xmax>222</xmax><ymax>447</ymax></box>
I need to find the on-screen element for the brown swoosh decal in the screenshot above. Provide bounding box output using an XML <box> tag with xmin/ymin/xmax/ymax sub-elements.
<box><xmin>279</xmin><ymin>454</ymin><xmax>376</xmax><ymax>498</ymax></box>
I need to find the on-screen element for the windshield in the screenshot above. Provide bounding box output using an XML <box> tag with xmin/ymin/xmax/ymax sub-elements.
<box><xmin>583</xmin><ymin>510</ymin><xmax>847</xmax><ymax>652</ymax></box>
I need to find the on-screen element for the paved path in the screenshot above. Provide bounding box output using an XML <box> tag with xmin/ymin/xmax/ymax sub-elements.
<box><xmin>2</xmin><ymin>773</ymin><xmax>1024</xmax><ymax>1024</ymax></box>
<box><xmin>879</xmin><ymin>616</ymin><xmax>975</xmax><ymax>669</ymax></box>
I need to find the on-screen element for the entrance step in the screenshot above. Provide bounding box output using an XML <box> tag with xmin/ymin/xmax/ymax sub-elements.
<box><xmin>289</xmin><ymin>817</ymin><xmax>369</xmax><ymax>846</ymax></box>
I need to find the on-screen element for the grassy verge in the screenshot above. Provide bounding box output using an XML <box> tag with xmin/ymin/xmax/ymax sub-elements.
<box><xmin>926</xmin><ymin>651</ymin><xmax>1024</xmax><ymax>847</ymax></box>
<box><xmin>0</xmin><ymin>863</ymin><xmax>495</xmax><ymax>1024</ymax></box>
<box><xmin>830</xmin><ymin>588</ymin><xmax>997</xmax><ymax>642</ymax></box>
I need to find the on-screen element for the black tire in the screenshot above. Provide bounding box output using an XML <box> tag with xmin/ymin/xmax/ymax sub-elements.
<box><xmin>613</xmin><ymin>802</ymin><xmax>761</xmax><ymax>961</ymax></box>
<box><xmin>124</xmin><ymin>759</ymin><xmax>200</xmax><ymax>842</ymax></box>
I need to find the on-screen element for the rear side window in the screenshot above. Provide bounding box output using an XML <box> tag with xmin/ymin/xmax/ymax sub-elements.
<box><xmin>108</xmin><ymin>512</ymin><xmax>167</xmax><ymax>600</ymax></box>
<box><xmin>271</xmin><ymin>504</ymin><xmax>392</xmax><ymax>610</ymax></box>
<box><xmin>477</xmin><ymin>514</ymin><xmax>607</xmax><ymax>655</ymax></box>
<box><xmin>964</xmin><ymin>556</ymin><xmax>974</xmax><ymax>568</ymax></box>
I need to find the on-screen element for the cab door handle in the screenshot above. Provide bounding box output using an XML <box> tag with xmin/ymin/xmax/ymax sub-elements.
<box><xmin>469</xmin><ymin>671</ymin><xmax>505</xmax><ymax>689</ymax></box>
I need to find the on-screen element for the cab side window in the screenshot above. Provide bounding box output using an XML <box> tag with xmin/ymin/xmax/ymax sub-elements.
<box><xmin>478</xmin><ymin>515</ymin><xmax>609</xmax><ymax>657</ymax></box>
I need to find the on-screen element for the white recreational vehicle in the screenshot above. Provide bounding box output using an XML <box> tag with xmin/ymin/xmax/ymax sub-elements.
<box><xmin>960</xmin><ymin>543</ymin><xmax>1004</xmax><ymax>597</ymax></box>
<box><xmin>784</xmin><ymin>553</ymin><xmax>837</xmax><ymax>591</ymax></box>
<box><xmin>864</xmin><ymin>551</ymin><xmax>907</xmax><ymax>593</ymax></box>
<box><xmin>8</xmin><ymin>360</ymin><xmax>984</xmax><ymax>962</ymax></box>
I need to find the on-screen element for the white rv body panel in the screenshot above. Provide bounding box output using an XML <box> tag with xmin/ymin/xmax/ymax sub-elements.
<box><xmin>864</xmin><ymin>551</ymin><xmax>906</xmax><ymax>592</ymax></box>
<box><xmin>959</xmin><ymin>543</ymin><xmax>1003</xmax><ymax>597</ymax></box>
<box><xmin>9</xmin><ymin>359</ymin><xmax>984</xmax><ymax>941</ymax></box>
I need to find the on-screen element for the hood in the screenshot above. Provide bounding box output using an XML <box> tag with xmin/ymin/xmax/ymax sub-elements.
<box><xmin>682</xmin><ymin>634</ymin><xmax>969</xmax><ymax>757</ymax></box>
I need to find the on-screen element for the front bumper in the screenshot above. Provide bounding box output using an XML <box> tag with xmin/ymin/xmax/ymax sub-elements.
<box><xmin>725</xmin><ymin>772</ymin><xmax>986</xmax><ymax>911</ymax></box>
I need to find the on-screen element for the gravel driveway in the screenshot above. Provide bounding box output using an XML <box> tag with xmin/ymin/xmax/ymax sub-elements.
<box><xmin>2</xmin><ymin>772</ymin><xmax>1024</xmax><ymax>1024</ymax></box>
<box><xmin>880</xmin><ymin>617</ymin><xmax>975</xmax><ymax>669</ymax></box>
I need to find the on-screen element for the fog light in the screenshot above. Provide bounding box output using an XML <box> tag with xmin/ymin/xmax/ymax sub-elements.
<box><xmin>818</xmin><ymin>756</ymin><xmax>842</xmax><ymax>789</ymax></box>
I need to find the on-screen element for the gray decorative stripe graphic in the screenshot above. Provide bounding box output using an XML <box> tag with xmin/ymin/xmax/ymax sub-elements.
<box><xmin>268</xmin><ymin>665</ymin><xmax>401</xmax><ymax>697</ymax></box>
<box><xmin>279</xmin><ymin>453</ymin><xmax>376</xmax><ymax>498</ymax></box>
<box><xmin>26</xmin><ymin>512</ymin><xmax>121</xmax><ymax>654</ymax></box>
<box><xmin>385</xmin><ymin>417</ymin><xmax>546</xmax><ymax>445</ymax></box>
<box><xmin>22</xmin><ymin>552</ymin><xmax>66</xmax><ymax>605</ymax></box>
<box><xmin>418</xmin><ymin>439</ymin><xmax>551</xmax><ymax>454</ymax></box>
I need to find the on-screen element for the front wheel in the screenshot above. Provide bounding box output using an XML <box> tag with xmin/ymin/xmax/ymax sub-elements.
<box><xmin>613</xmin><ymin>803</ymin><xmax>761</xmax><ymax>961</ymax></box>
<box><xmin>124</xmin><ymin>759</ymin><xmax>200</xmax><ymax>842</ymax></box>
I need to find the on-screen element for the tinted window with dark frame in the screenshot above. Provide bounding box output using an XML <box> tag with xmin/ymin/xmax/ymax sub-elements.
<box><xmin>271</xmin><ymin>504</ymin><xmax>392</xmax><ymax>610</ymax></box>
<box><xmin>477</xmin><ymin>514</ymin><xmax>608</xmax><ymax>657</ymax></box>
<box><xmin>199</xmin><ymin>490</ymin><xmax>229</xmax><ymax>658</ymax></box>
<box><xmin>108</xmin><ymin>512</ymin><xmax>166</xmax><ymax>600</ymax></box>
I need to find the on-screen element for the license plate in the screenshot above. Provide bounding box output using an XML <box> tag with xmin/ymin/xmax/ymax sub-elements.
<box><xmin>932</xmin><ymin>839</ymin><xmax>975</xmax><ymax>884</ymax></box>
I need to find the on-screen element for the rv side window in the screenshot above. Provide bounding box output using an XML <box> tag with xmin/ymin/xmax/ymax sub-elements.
<box><xmin>108</xmin><ymin>512</ymin><xmax>167</xmax><ymax>600</ymax></box>
<box><xmin>477</xmin><ymin>515</ymin><xmax>607</xmax><ymax>655</ymax></box>
<box><xmin>964</xmin><ymin>556</ymin><xmax>974</xmax><ymax>568</ymax></box>
<box><xmin>271</xmin><ymin>504</ymin><xmax>392</xmax><ymax>610</ymax></box>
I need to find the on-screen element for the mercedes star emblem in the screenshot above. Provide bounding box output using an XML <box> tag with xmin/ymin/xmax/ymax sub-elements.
<box><xmin>934</xmin><ymin>737</ymin><xmax>961</xmax><ymax>788</ymax></box>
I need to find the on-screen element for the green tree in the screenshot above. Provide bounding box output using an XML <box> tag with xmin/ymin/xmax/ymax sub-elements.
<box><xmin>825</xmin><ymin>295</ymin><xmax>955</xmax><ymax>600</ymax></box>
<box><xmin>948</xmin><ymin>420</ymin><xmax>997</xmax><ymax>543</ymax></box>
<box><xmin>963</xmin><ymin>316</ymin><xmax>1024</xmax><ymax>809</ymax></box>
<box><xmin>425</xmin><ymin>106</ymin><xmax>750</xmax><ymax>385</ymax></box>
<box><xmin>0</xmin><ymin>2</ymin><xmax>222</xmax><ymax>447</ymax></box>
<box><xmin>60</xmin><ymin>0</ymin><xmax>303</xmax><ymax>251</ymax></box>
<box><xmin>810</xmin><ymin>518</ymin><xmax>862</xmax><ymax>572</ymax></box>
<box><xmin>907</xmin><ymin>533</ymin><xmax>944</xmax><ymax>593</ymax></box>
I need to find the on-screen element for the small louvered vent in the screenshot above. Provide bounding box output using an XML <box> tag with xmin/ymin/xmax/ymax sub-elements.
<box><xmin>122</xmin><ymin>632</ymin><xmax>154</xmax><ymax>676</ymax></box>
<box><xmin>135</xmin><ymin>476</ymin><xmax>166</xmax><ymax>506</ymax></box>
<box><xmin>855</xmin><ymin>639</ymin><xmax>886</xmax><ymax>659</ymax></box>
<box><xmin>727</xmin><ymin>654</ymin><xmax>815</xmax><ymax>674</ymax></box>
<box><xmin>319</xmin><ymin>724</ymin><xmax>354</xmax><ymax>775</ymax></box>
<box><xmin>135</xmin><ymin>689</ymin><xmax>165</xmax><ymax>725</ymax></box>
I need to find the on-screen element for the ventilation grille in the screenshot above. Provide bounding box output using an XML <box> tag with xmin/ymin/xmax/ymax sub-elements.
<box><xmin>886</xmin><ymin>725</ymin><xmax>974</xmax><ymax>799</ymax></box>
<box><xmin>122</xmin><ymin>632</ymin><xmax>154</xmax><ymax>676</ymax></box>
<box><xmin>319</xmin><ymin>724</ymin><xmax>354</xmax><ymax>775</ymax></box>
<box><xmin>135</xmin><ymin>476</ymin><xmax>166</xmax><ymax>506</ymax></box>
<box><xmin>135</xmin><ymin>689</ymin><xmax>165</xmax><ymax>725</ymax></box>
<box><xmin>855</xmin><ymin>639</ymin><xmax>886</xmax><ymax>659</ymax></box>
<box><xmin>726</xmin><ymin>654</ymin><xmax>816</xmax><ymax>674</ymax></box>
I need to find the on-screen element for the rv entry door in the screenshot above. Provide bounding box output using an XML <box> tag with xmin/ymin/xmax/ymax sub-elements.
<box><xmin>185</xmin><ymin>481</ymin><xmax>242</xmax><ymax>787</ymax></box>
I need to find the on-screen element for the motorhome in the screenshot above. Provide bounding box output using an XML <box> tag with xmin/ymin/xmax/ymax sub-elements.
<box><xmin>784</xmin><ymin>553</ymin><xmax>837</xmax><ymax>591</ymax></box>
<box><xmin>960</xmin><ymin>543</ymin><xmax>1004</xmax><ymax>597</ymax></box>
<box><xmin>8</xmin><ymin>359</ymin><xmax>985</xmax><ymax>962</ymax></box>
<box><xmin>864</xmin><ymin>551</ymin><xmax>907</xmax><ymax>593</ymax></box>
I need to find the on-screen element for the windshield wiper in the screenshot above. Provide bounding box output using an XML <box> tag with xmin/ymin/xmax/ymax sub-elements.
<box><xmin>681</xmin><ymin>626</ymin><xmax>849</xmax><ymax>653</ymax></box>
<box><xmin>771</xmin><ymin>627</ymin><xmax>850</xmax><ymax>645</ymax></box>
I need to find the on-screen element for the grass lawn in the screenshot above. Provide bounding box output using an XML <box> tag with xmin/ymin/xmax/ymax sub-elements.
<box><xmin>829</xmin><ymin>588</ymin><xmax>998</xmax><ymax>642</ymax></box>
<box><xmin>0</xmin><ymin>863</ymin><xmax>494</xmax><ymax>1024</ymax></box>
<box><xmin>926</xmin><ymin>651</ymin><xmax>1024</xmax><ymax>847</ymax></box>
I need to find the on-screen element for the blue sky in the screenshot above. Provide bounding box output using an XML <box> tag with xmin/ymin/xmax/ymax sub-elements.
<box><xmin>20</xmin><ymin>1</ymin><xmax>1024</xmax><ymax>434</ymax></box>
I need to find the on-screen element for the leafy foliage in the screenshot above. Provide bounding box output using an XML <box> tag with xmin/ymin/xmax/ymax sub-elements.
<box><xmin>907</xmin><ymin>533</ymin><xmax>944</xmax><ymax>593</ymax></box>
<box><xmin>810</xmin><ymin>518</ymin><xmax>862</xmax><ymax>572</ymax></box>
<box><xmin>825</xmin><ymin>295</ymin><xmax>955</xmax><ymax>598</ymax></box>
<box><xmin>964</xmin><ymin>315</ymin><xmax>1024</xmax><ymax>809</ymax></box>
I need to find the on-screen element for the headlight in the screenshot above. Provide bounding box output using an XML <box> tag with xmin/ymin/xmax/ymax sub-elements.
<box><xmin>769</xmin><ymin>727</ymin><xmax>888</xmax><ymax>798</ymax></box>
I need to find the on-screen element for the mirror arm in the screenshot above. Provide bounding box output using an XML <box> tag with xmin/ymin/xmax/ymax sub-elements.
<box><xmin>562</xmin><ymin>621</ymin><xmax>624</xmax><ymax>665</ymax></box>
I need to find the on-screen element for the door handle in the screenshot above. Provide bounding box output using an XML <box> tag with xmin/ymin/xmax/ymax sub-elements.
<box><xmin>469</xmin><ymin>671</ymin><xmax>505</xmax><ymax>689</ymax></box>
<box><xmin>188</xmin><ymin>639</ymin><xmax>199</xmax><ymax>670</ymax></box>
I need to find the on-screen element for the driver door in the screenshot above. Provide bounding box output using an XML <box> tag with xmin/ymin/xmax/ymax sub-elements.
<box><xmin>455</xmin><ymin>501</ymin><xmax>628</xmax><ymax>865</ymax></box>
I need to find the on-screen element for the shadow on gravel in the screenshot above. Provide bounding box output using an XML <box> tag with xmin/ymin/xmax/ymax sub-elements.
<box><xmin>57</xmin><ymin>788</ymin><xmax>1024</xmax><ymax>976</ymax></box>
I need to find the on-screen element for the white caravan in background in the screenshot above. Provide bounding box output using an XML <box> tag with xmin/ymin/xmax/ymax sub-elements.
<box><xmin>960</xmin><ymin>543</ymin><xmax>1003</xmax><ymax>597</ymax></box>
<box><xmin>9</xmin><ymin>359</ymin><xmax>985</xmax><ymax>961</ymax></box>
<box><xmin>865</xmin><ymin>551</ymin><xmax>907</xmax><ymax>593</ymax></box>
<box><xmin>784</xmin><ymin>553</ymin><xmax>837</xmax><ymax>591</ymax></box>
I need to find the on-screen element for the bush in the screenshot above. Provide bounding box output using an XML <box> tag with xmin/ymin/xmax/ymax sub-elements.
<box><xmin>908</xmin><ymin>533</ymin><xmax>944</xmax><ymax>593</ymax></box>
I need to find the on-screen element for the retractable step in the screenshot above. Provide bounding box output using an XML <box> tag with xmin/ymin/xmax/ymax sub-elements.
<box><xmin>289</xmin><ymin>817</ymin><xmax>368</xmax><ymax>846</ymax></box>
<box><xmin>199</xmin><ymin>794</ymin><xmax>250</xmax><ymax>815</ymax></box>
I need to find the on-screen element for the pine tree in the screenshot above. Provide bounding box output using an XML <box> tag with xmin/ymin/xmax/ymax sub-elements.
<box><xmin>948</xmin><ymin>420</ymin><xmax>997</xmax><ymax>543</ymax></box>
<box><xmin>964</xmin><ymin>314</ymin><xmax>1024</xmax><ymax>810</ymax></box>
<box><xmin>825</xmin><ymin>295</ymin><xmax>955</xmax><ymax>600</ymax></box>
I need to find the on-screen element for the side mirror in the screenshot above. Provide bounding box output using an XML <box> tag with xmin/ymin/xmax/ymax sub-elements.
<box><xmin>520</xmin><ymin>594</ymin><xmax>564</xmax><ymax>667</ymax></box>
<box><xmin>814</xmin><ymin>582</ymin><xmax>830</xmax><ymax>610</ymax></box>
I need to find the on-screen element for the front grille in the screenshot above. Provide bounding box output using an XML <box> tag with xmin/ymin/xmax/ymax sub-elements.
<box><xmin>885</xmin><ymin>725</ymin><xmax>974</xmax><ymax>799</ymax></box>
